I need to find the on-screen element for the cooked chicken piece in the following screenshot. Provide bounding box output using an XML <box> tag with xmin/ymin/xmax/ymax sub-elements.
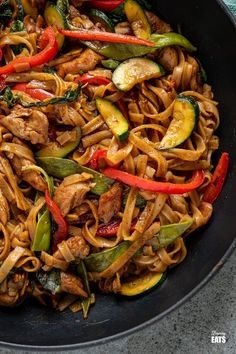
<box><xmin>0</xmin><ymin>273</ymin><xmax>28</xmax><ymax>306</ymax></box>
<box><xmin>1</xmin><ymin>107</ymin><xmax>48</xmax><ymax>145</ymax></box>
<box><xmin>145</xmin><ymin>11</ymin><xmax>172</xmax><ymax>34</ymax></box>
<box><xmin>23</xmin><ymin>15</ymin><xmax>36</xmax><ymax>34</ymax></box>
<box><xmin>60</xmin><ymin>272</ymin><xmax>88</xmax><ymax>297</ymax></box>
<box><xmin>98</xmin><ymin>183</ymin><xmax>122</xmax><ymax>224</ymax></box>
<box><xmin>0</xmin><ymin>294</ymin><xmax>18</xmax><ymax>306</ymax></box>
<box><xmin>10</xmin><ymin>138</ymin><xmax>46</xmax><ymax>192</ymax></box>
<box><xmin>158</xmin><ymin>47</ymin><xmax>178</xmax><ymax>72</ymax></box>
<box><xmin>0</xmin><ymin>190</ymin><xmax>10</xmax><ymax>225</ymax></box>
<box><xmin>115</xmin><ymin>22</ymin><xmax>133</xmax><ymax>35</ymax></box>
<box><xmin>53</xmin><ymin>175</ymin><xmax>92</xmax><ymax>217</ymax></box>
<box><xmin>69</xmin><ymin>5</ymin><xmax>81</xmax><ymax>19</ymax></box>
<box><xmin>54</xmin><ymin>236</ymin><xmax>90</xmax><ymax>260</ymax></box>
<box><xmin>57</xmin><ymin>49</ymin><xmax>103</xmax><ymax>76</ymax></box>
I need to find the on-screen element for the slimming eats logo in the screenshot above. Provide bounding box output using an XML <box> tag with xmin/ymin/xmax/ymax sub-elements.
<box><xmin>211</xmin><ymin>331</ymin><xmax>226</xmax><ymax>344</ymax></box>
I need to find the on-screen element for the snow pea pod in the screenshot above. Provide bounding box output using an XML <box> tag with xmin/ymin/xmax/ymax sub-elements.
<box><xmin>84</xmin><ymin>32</ymin><xmax>196</xmax><ymax>61</ymax></box>
<box><xmin>158</xmin><ymin>219</ymin><xmax>193</xmax><ymax>249</ymax></box>
<box><xmin>84</xmin><ymin>241</ymin><xmax>130</xmax><ymax>273</ymax></box>
<box><xmin>36</xmin><ymin>157</ymin><xmax>114</xmax><ymax>195</ymax></box>
<box><xmin>32</xmin><ymin>208</ymin><xmax>51</xmax><ymax>252</ymax></box>
<box><xmin>77</xmin><ymin>261</ymin><xmax>92</xmax><ymax>319</ymax></box>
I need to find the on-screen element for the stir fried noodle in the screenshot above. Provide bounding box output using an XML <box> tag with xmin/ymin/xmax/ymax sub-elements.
<box><xmin>0</xmin><ymin>0</ymin><xmax>228</xmax><ymax>317</ymax></box>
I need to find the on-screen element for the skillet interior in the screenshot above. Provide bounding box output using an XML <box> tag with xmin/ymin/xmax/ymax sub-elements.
<box><xmin>0</xmin><ymin>0</ymin><xmax>235</xmax><ymax>350</ymax></box>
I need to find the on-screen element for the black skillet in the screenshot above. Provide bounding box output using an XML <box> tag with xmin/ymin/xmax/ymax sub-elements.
<box><xmin>0</xmin><ymin>0</ymin><xmax>235</xmax><ymax>350</ymax></box>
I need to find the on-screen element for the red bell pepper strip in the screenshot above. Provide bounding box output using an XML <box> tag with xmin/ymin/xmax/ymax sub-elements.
<box><xmin>87</xmin><ymin>0</ymin><xmax>124</xmax><ymax>12</ymax></box>
<box><xmin>45</xmin><ymin>189</ymin><xmax>68</xmax><ymax>252</ymax></box>
<box><xmin>75</xmin><ymin>74</ymin><xmax>111</xmax><ymax>86</ymax></box>
<box><xmin>203</xmin><ymin>152</ymin><xmax>229</xmax><ymax>204</ymax></box>
<box><xmin>96</xmin><ymin>219</ymin><xmax>136</xmax><ymax>237</ymax></box>
<box><xmin>0</xmin><ymin>48</ymin><xmax>2</xmax><ymax>63</ymax></box>
<box><xmin>12</xmin><ymin>83</ymin><xmax>54</xmax><ymax>101</ymax></box>
<box><xmin>58</xmin><ymin>29</ymin><xmax>156</xmax><ymax>47</ymax></box>
<box><xmin>90</xmin><ymin>149</ymin><xmax>119</xmax><ymax>170</ymax></box>
<box><xmin>0</xmin><ymin>27</ymin><xmax>58</xmax><ymax>75</ymax></box>
<box><xmin>102</xmin><ymin>168</ymin><xmax>205</xmax><ymax>194</ymax></box>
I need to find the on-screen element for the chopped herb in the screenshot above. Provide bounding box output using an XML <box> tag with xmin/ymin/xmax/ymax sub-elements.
<box><xmin>36</xmin><ymin>269</ymin><xmax>61</xmax><ymax>295</ymax></box>
<box><xmin>21</xmin><ymin>84</ymin><xmax>81</xmax><ymax>108</ymax></box>
<box><xmin>0</xmin><ymin>84</ymin><xmax>81</xmax><ymax>108</ymax></box>
<box><xmin>10</xmin><ymin>20</ymin><xmax>26</xmax><ymax>55</ymax></box>
<box><xmin>43</xmin><ymin>66</ymin><xmax>57</xmax><ymax>74</ymax></box>
<box><xmin>0</xmin><ymin>86</ymin><xmax>17</xmax><ymax>108</ymax></box>
<box><xmin>10</xmin><ymin>20</ymin><xmax>24</xmax><ymax>32</ymax></box>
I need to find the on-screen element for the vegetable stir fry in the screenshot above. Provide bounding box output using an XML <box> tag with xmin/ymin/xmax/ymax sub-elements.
<box><xmin>0</xmin><ymin>0</ymin><xmax>228</xmax><ymax>318</ymax></box>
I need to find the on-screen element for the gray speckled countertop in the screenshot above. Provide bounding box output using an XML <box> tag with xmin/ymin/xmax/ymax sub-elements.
<box><xmin>1</xmin><ymin>249</ymin><xmax>235</xmax><ymax>354</ymax></box>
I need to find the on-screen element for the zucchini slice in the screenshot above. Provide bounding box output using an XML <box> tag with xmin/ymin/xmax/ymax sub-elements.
<box><xmin>119</xmin><ymin>272</ymin><xmax>166</xmax><ymax>296</ymax></box>
<box><xmin>44</xmin><ymin>2</ymin><xmax>67</xmax><ymax>50</ymax></box>
<box><xmin>96</xmin><ymin>97</ymin><xmax>129</xmax><ymax>141</ymax></box>
<box><xmin>124</xmin><ymin>0</ymin><xmax>151</xmax><ymax>40</ymax></box>
<box><xmin>89</xmin><ymin>9</ymin><xmax>115</xmax><ymax>32</ymax></box>
<box><xmin>159</xmin><ymin>96</ymin><xmax>200</xmax><ymax>150</ymax></box>
<box><xmin>36</xmin><ymin>126</ymin><xmax>81</xmax><ymax>158</ymax></box>
<box><xmin>112</xmin><ymin>58</ymin><xmax>165</xmax><ymax>91</ymax></box>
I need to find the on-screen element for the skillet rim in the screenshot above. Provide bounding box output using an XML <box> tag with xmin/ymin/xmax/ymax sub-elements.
<box><xmin>0</xmin><ymin>0</ymin><xmax>235</xmax><ymax>351</ymax></box>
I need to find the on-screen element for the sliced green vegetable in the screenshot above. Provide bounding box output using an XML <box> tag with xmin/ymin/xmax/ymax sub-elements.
<box><xmin>36</xmin><ymin>157</ymin><xmax>114</xmax><ymax>195</ymax></box>
<box><xmin>159</xmin><ymin>96</ymin><xmax>199</xmax><ymax>150</ymax></box>
<box><xmin>85</xmin><ymin>32</ymin><xmax>196</xmax><ymax>61</ymax></box>
<box><xmin>36</xmin><ymin>269</ymin><xmax>61</xmax><ymax>295</ymax></box>
<box><xmin>101</xmin><ymin>59</ymin><xmax>120</xmax><ymax>70</ymax></box>
<box><xmin>150</xmin><ymin>32</ymin><xmax>197</xmax><ymax>52</ymax></box>
<box><xmin>112</xmin><ymin>58</ymin><xmax>165</xmax><ymax>91</ymax></box>
<box><xmin>124</xmin><ymin>0</ymin><xmax>151</xmax><ymax>40</ymax></box>
<box><xmin>84</xmin><ymin>241</ymin><xmax>130</xmax><ymax>273</ymax></box>
<box><xmin>44</xmin><ymin>2</ymin><xmax>67</xmax><ymax>50</ymax></box>
<box><xmin>56</xmin><ymin>0</ymin><xmax>70</xmax><ymax>13</ymax></box>
<box><xmin>119</xmin><ymin>271</ymin><xmax>166</xmax><ymax>296</ymax></box>
<box><xmin>32</xmin><ymin>208</ymin><xmax>51</xmax><ymax>252</ymax></box>
<box><xmin>36</xmin><ymin>127</ymin><xmax>81</xmax><ymax>158</ymax></box>
<box><xmin>21</xmin><ymin>0</ymin><xmax>38</xmax><ymax>19</ymax></box>
<box><xmin>96</xmin><ymin>97</ymin><xmax>129</xmax><ymax>141</ymax></box>
<box><xmin>158</xmin><ymin>219</ymin><xmax>193</xmax><ymax>248</ymax></box>
<box><xmin>86</xmin><ymin>41</ymin><xmax>154</xmax><ymax>60</ymax></box>
<box><xmin>77</xmin><ymin>261</ymin><xmax>92</xmax><ymax>319</ymax></box>
<box><xmin>89</xmin><ymin>9</ymin><xmax>115</xmax><ymax>32</ymax></box>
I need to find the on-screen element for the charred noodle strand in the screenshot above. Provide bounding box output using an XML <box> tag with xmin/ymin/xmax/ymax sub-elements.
<box><xmin>25</xmin><ymin>197</ymin><xmax>45</xmax><ymax>241</ymax></box>
<box><xmin>107</xmin><ymin>137</ymin><xmax>133</xmax><ymax>165</ymax></box>
<box><xmin>0</xmin><ymin>246</ymin><xmax>25</xmax><ymax>283</ymax></box>
<box><xmin>129</xmin><ymin>132</ymin><xmax>167</xmax><ymax>177</ymax></box>
<box><xmin>0</xmin><ymin>143</ymin><xmax>34</xmax><ymax>161</ymax></box>
<box><xmin>119</xmin><ymin>187</ymin><xmax>138</xmax><ymax>240</ymax></box>
<box><xmin>0</xmin><ymin>224</ymin><xmax>11</xmax><ymax>261</ymax></box>
<box><xmin>83</xmin><ymin>201</ymin><xmax>123</xmax><ymax>248</ymax></box>
<box><xmin>0</xmin><ymin>157</ymin><xmax>29</xmax><ymax>211</ymax></box>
